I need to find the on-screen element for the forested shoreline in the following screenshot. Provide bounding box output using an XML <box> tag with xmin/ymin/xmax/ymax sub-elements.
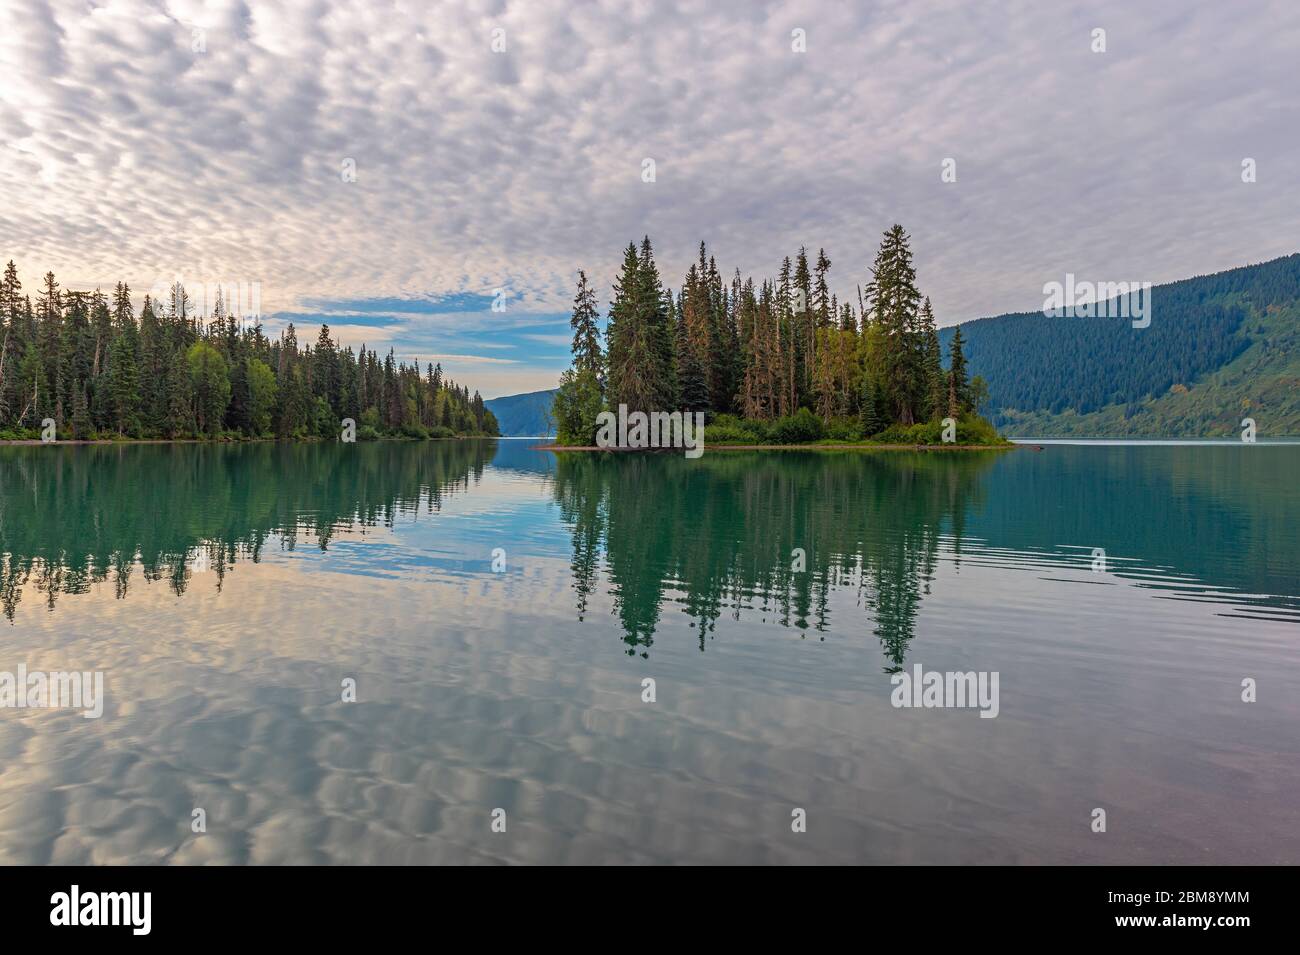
<box><xmin>0</xmin><ymin>263</ymin><xmax>499</xmax><ymax>442</ymax></box>
<box><xmin>552</xmin><ymin>224</ymin><xmax>1002</xmax><ymax>448</ymax></box>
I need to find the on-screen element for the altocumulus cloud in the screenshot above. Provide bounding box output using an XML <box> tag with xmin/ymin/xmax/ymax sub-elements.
<box><xmin>1</xmin><ymin>0</ymin><xmax>1297</xmax><ymax>396</ymax></box>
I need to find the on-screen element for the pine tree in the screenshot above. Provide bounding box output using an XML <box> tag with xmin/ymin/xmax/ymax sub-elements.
<box><xmin>604</xmin><ymin>243</ymin><xmax>639</xmax><ymax>409</ymax></box>
<box><xmin>675</xmin><ymin>287</ymin><xmax>709</xmax><ymax>414</ymax></box>
<box><xmin>918</xmin><ymin>297</ymin><xmax>944</xmax><ymax>421</ymax></box>
<box><xmin>137</xmin><ymin>295</ymin><xmax>165</xmax><ymax>431</ymax></box>
<box><xmin>162</xmin><ymin>347</ymin><xmax>192</xmax><ymax>437</ymax></box>
<box><xmin>638</xmin><ymin>237</ymin><xmax>676</xmax><ymax>409</ymax></box>
<box><xmin>569</xmin><ymin>270</ymin><xmax>603</xmax><ymax>380</ymax></box>
<box><xmin>0</xmin><ymin>261</ymin><xmax>21</xmax><ymax>424</ymax></box>
<box><xmin>704</xmin><ymin>251</ymin><xmax>733</xmax><ymax>414</ymax></box>
<box><xmin>792</xmin><ymin>248</ymin><xmax>812</xmax><ymax>399</ymax></box>
<box><xmin>70</xmin><ymin>379</ymin><xmax>92</xmax><ymax>439</ymax></box>
<box><xmin>947</xmin><ymin>325</ymin><xmax>970</xmax><ymax>416</ymax></box>
<box><xmin>107</xmin><ymin>318</ymin><xmax>140</xmax><ymax>435</ymax></box>
<box><xmin>840</xmin><ymin>299</ymin><xmax>857</xmax><ymax>333</ymax></box>
<box><xmin>859</xmin><ymin>375</ymin><xmax>885</xmax><ymax>437</ymax></box>
<box><xmin>813</xmin><ymin>249</ymin><xmax>833</xmax><ymax>329</ymax></box>
<box><xmin>313</xmin><ymin>323</ymin><xmax>339</xmax><ymax>411</ymax></box>
<box><xmin>36</xmin><ymin>272</ymin><xmax>62</xmax><ymax>424</ymax></box>
<box><xmin>865</xmin><ymin>225</ymin><xmax>923</xmax><ymax>424</ymax></box>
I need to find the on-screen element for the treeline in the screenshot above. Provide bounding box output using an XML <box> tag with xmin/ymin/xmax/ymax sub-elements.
<box><xmin>945</xmin><ymin>252</ymin><xmax>1300</xmax><ymax>421</ymax></box>
<box><xmin>553</xmin><ymin>225</ymin><xmax>993</xmax><ymax>445</ymax></box>
<box><xmin>0</xmin><ymin>263</ymin><xmax>499</xmax><ymax>440</ymax></box>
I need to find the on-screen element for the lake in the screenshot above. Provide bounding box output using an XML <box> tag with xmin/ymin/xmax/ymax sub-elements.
<box><xmin>1</xmin><ymin>440</ymin><xmax>1296</xmax><ymax>864</ymax></box>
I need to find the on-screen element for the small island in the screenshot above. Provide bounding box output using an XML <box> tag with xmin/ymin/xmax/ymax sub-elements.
<box><xmin>549</xmin><ymin>225</ymin><xmax>1006</xmax><ymax>453</ymax></box>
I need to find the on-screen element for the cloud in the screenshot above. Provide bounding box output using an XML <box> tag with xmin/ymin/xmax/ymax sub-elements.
<box><xmin>2</xmin><ymin>0</ymin><xmax>1298</xmax><ymax>398</ymax></box>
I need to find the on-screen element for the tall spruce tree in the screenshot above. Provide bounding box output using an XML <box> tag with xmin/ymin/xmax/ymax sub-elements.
<box><xmin>106</xmin><ymin>317</ymin><xmax>140</xmax><ymax>435</ymax></box>
<box><xmin>604</xmin><ymin>243</ymin><xmax>641</xmax><ymax>410</ymax></box>
<box><xmin>675</xmin><ymin>286</ymin><xmax>709</xmax><ymax>414</ymax></box>
<box><xmin>865</xmin><ymin>225</ymin><xmax>923</xmax><ymax>424</ymax></box>
<box><xmin>793</xmin><ymin>247</ymin><xmax>815</xmax><ymax>404</ymax></box>
<box><xmin>569</xmin><ymin>269</ymin><xmax>603</xmax><ymax>380</ymax></box>
<box><xmin>637</xmin><ymin>236</ymin><xmax>677</xmax><ymax>410</ymax></box>
<box><xmin>918</xmin><ymin>297</ymin><xmax>945</xmax><ymax>421</ymax></box>
<box><xmin>813</xmin><ymin>248</ymin><xmax>832</xmax><ymax>329</ymax></box>
<box><xmin>947</xmin><ymin>325</ymin><xmax>970</xmax><ymax>416</ymax></box>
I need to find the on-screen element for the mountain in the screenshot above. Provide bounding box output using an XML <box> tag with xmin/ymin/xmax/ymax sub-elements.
<box><xmin>942</xmin><ymin>253</ymin><xmax>1300</xmax><ymax>437</ymax></box>
<box><xmin>484</xmin><ymin>388</ymin><xmax>558</xmax><ymax>436</ymax></box>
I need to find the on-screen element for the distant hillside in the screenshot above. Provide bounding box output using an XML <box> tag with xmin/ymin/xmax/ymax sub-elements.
<box><xmin>942</xmin><ymin>253</ymin><xmax>1300</xmax><ymax>437</ymax></box>
<box><xmin>484</xmin><ymin>388</ymin><xmax>558</xmax><ymax>436</ymax></box>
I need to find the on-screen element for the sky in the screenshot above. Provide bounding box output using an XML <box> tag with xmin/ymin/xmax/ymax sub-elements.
<box><xmin>1</xmin><ymin>0</ymin><xmax>1297</xmax><ymax>398</ymax></box>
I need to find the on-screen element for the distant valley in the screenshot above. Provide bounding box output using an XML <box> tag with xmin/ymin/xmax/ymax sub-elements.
<box><xmin>484</xmin><ymin>388</ymin><xmax>558</xmax><ymax>436</ymax></box>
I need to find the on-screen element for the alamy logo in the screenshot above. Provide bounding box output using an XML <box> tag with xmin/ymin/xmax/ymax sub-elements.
<box><xmin>1042</xmin><ymin>274</ymin><xmax>1153</xmax><ymax>328</ymax></box>
<box><xmin>890</xmin><ymin>664</ymin><xmax>999</xmax><ymax>718</ymax></box>
<box><xmin>0</xmin><ymin>666</ymin><xmax>104</xmax><ymax>718</ymax></box>
<box><xmin>595</xmin><ymin>404</ymin><xmax>705</xmax><ymax>458</ymax></box>
<box><xmin>50</xmin><ymin>885</ymin><xmax>151</xmax><ymax>935</ymax></box>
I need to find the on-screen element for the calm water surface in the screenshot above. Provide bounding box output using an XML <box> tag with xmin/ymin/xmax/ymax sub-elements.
<box><xmin>1</xmin><ymin>440</ymin><xmax>1296</xmax><ymax>864</ymax></box>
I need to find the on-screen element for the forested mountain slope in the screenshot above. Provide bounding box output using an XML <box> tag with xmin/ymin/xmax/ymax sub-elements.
<box><xmin>941</xmin><ymin>254</ymin><xmax>1300</xmax><ymax>436</ymax></box>
<box><xmin>484</xmin><ymin>388</ymin><xmax>558</xmax><ymax>436</ymax></box>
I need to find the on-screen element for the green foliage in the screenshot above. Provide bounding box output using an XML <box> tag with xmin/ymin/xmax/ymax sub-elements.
<box><xmin>768</xmin><ymin>407</ymin><xmax>825</xmax><ymax>444</ymax></box>
<box><xmin>399</xmin><ymin>421</ymin><xmax>431</xmax><ymax>439</ymax></box>
<box><xmin>876</xmin><ymin>414</ymin><xmax>1005</xmax><ymax>445</ymax></box>
<box><xmin>246</xmin><ymin>358</ymin><xmax>277</xmax><ymax>436</ymax></box>
<box><xmin>944</xmin><ymin>254</ymin><xmax>1300</xmax><ymax>424</ymax></box>
<box><xmin>703</xmin><ymin>414</ymin><xmax>765</xmax><ymax>445</ymax></box>
<box><xmin>552</xmin><ymin>367</ymin><xmax>605</xmax><ymax>446</ymax></box>
<box><xmin>866</xmin><ymin>224</ymin><xmax>924</xmax><ymax>424</ymax></box>
<box><xmin>569</xmin><ymin>270</ymin><xmax>603</xmax><ymax>379</ymax></box>
<box><xmin>824</xmin><ymin>417</ymin><xmax>864</xmax><ymax>441</ymax></box>
<box><xmin>859</xmin><ymin>375</ymin><xmax>886</xmax><ymax>436</ymax></box>
<box><xmin>876</xmin><ymin>421</ymin><xmax>943</xmax><ymax>444</ymax></box>
<box><xmin>559</xmin><ymin>229</ymin><xmax>1004</xmax><ymax>449</ymax></box>
<box><xmin>947</xmin><ymin>325</ymin><xmax>969</xmax><ymax>415</ymax></box>
<box><xmin>187</xmin><ymin>341</ymin><xmax>231</xmax><ymax>437</ymax></box>
<box><xmin>954</xmin><ymin>414</ymin><xmax>1004</xmax><ymax>445</ymax></box>
<box><xmin>0</xmin><ymin>263</ymin><xmax>501</xmax><ymax>442</ymax></box>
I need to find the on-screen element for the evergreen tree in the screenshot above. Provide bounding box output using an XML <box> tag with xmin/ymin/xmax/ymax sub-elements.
<box><xmin>918</xmin><ymin>297</ymin><xmax>945</xmax><ymax>421</ymax></box>
<box><xmin>839</xmin><ymin>299</ymin><xmax>857</xmax><ymax>333</ymax></box>
<box><xmin>70</xmin><ymin>379</ymin><xmax>91</xmax><ymax>439</ymax></box>
<box><xmin>813</xmin><ymin>248</ymin><xmax>832</xmax><ymax>329</ymax></box>
<box><xmin>0</xmin><ymin>261</ymin><xmax>22</xmax><ymax>424</ymax></box>
<box><xmin>36</xmin><ymin>272</ymin><xmax>61</xmax><ymax>424</ymax></box>
<box><xmin>569</xmin><ymin>270</ymin><xmax>603</xmax><ymax>380</ymax></box>
<box><xmin>703</xmin><ymin>250</ymin><xmax>733</xmax><ymax>414</ymax></box>
<box><xmin>137</xmin><ymin>295</ymin><xmax>166</xmax><ymax>430</ymax></box>
<box><xmin>859</xmin><ymin>375</ymin><xmax>885</xmax><ymax>436</ymax></box>
<box><xmin>947</xmin><ymin>325</ymin><xmax>970</xmax><ymax>416</ymax></box>
<box><xmin>604</xmin><ymin>243</ymin><xmax>639</xmax><ymax>409</ymax></box>
<box><xmin>638</xmin><ymin>237</ymin><xmax>677</xmax><ymax>409</ymax></box>
<box><xmin>106</xmin><ymin>319</ymin><xmax>140</xmax><ymax>435</ymax></box>
<box><xmin>164</xmin><ymin>347</ymin><xmax>193</xmax><ymax>437</ymax></box>
<box><xmin>313</xmin><ymin>323</ymin><xmax>339</xmax><ymax>410</ymax></box>
<box><xmin>865</xmin><ymin>225</ymin><xmax>923</xmax><ymax>424</ymax></box>
<box><xmin>674</xmin><ymin>286</ymin><xmax>710</xmax><ymax>413</ymax></box>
